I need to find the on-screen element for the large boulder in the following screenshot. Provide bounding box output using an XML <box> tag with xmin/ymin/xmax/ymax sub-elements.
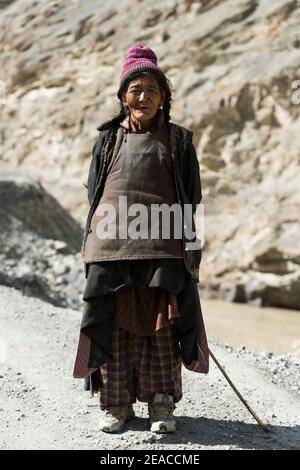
<box><xmin>0</xmin><ymin>170</ymin><xmax>84</xmax><ymax>308</ymax></box>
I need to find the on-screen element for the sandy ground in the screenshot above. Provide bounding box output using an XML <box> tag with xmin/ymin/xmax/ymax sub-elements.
<box><xmin>0</xmin><ymin>285</ymin><xmax>299</xmax><ymax>450</ymax></box>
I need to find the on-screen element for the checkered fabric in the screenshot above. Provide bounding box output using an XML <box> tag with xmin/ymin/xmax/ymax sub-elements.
<box><xmin>98</xmin><ymin>323</ymin><xmax>182</xmax><ymax>409</ymax></box>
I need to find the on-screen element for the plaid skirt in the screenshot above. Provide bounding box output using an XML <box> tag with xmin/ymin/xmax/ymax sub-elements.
<box><xmin>98</xmin><ymin>322</ymin><xmax>182</xmax><ymax>409</ymax></box>
<box><xmin>100</xmin><ymin>280</ymin><xmax>183</xmax><ymax>407</ymax></box>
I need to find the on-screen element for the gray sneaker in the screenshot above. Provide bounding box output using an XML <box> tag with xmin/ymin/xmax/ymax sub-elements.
<box><xmin>99</xmin><ymin>404</ymin><xmax>135</xmax><ymax>433</ymax></box>
<box><xmin>148</xmin><ymin>393</ymin><xmax>176</xmax><ymax>433</ymax></box>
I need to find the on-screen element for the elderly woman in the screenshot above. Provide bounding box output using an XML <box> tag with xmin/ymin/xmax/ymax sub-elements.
<box><xmin>73</xmin><ymin>44</ymin><xmax>209</xmax><ymax>434</ymax></box>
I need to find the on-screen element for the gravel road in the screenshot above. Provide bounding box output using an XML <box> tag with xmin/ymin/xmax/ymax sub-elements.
<box><xmin>0</xmin><ymin>285</ymin><xmax>299</xmax><ymax>450</ymax></box>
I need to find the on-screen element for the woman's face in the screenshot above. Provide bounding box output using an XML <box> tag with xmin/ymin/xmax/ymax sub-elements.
<box><xmin>122</xmin><ymin>75</ymin><xmax>165</xmax><ymax>124</ymax></box>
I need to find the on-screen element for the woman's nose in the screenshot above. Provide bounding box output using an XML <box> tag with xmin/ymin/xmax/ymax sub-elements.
<box><xmin>138</xmin><ymin>93</ymin><xmax>151</xmax><ymax>105</ymax></box>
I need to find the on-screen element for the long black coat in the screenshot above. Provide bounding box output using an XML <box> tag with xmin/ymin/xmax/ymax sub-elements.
<box><xmin>73</xmin><ymin>120</ymin><xmax>209</xmax><ymax>386</ymax></box>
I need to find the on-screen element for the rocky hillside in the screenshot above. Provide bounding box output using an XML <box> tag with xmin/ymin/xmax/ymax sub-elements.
<box><xmin>1</xmin><ymin>0</ymin><xmax>300</xmax><ymax>309</ymax></box>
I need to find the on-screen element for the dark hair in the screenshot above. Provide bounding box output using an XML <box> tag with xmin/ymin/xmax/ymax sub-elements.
<box><xmin>97</xmin><ymin>70</ymin><xmax>173</xmax><ymax>131</ymax></box>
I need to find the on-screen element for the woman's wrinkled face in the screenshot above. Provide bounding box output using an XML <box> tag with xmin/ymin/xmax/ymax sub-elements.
<box><xmin>122</xmin><ymin>75</ymin><xmax>165</xmax><ymax>123</ymax></box>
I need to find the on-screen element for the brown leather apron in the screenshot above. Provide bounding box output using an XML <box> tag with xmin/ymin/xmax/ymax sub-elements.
<box><xmin>83</xmin><ymin>122</ymin><xmax>183</xmax><ymax>262</ymax></box>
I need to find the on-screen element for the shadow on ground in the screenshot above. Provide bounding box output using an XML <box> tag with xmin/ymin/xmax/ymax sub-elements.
<box><xmin>125</xmin><ymin>416</ymin><xmax>300</xmax><ymax>450</ymax></box>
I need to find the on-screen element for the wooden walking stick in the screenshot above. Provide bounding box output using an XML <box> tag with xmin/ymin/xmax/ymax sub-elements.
<box><xmin>208</xmin><ymin>347</ymin><xmax>270</xmax><ymax>433</ymax></box>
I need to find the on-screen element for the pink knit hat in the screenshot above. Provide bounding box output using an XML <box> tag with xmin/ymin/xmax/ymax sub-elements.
<box><xmin>117</xmin><ymin>44</ymin><xmax>165</xmax><ymax>98</ymax></box>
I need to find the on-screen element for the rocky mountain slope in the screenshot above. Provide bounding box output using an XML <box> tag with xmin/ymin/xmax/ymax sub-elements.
<box><xmin>1</xmin><ymin>0</ymin><xmax>300</xmax><ymax>309</ymax></box>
